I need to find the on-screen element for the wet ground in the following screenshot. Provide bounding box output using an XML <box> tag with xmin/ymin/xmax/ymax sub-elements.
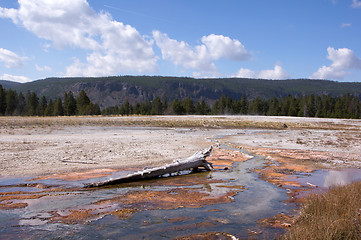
<box><xmin>1</xmin><ymin>131</ymin><xmax>361</xmax><ymax>239</ymax></box>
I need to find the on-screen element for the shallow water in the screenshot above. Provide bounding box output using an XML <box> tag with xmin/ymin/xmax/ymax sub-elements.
<box><xmin>1</xmin><ymin>132</ymin><xmax>360</xmax><ymax>239</ymax></box>
<box><xmin>297</xmin><ymin>168</ymin><xmax>361</xmax><ymax>188</ymax></box>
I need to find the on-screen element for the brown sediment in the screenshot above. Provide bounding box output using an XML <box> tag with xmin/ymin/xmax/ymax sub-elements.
<box><xmin>207</xmin><ymin>147</ymin><xmax>252</xmax><ymax>169</ymax></box>
<box><xmin>0</xmin><ymin>193</ymin><xmax>47</xmax><ymax>201</ymax></box>
<box><xmin>49</xmin><ymin>188</ymin><xmax>238</xmax><ymax>224</ymax></box>
<box><xmin>248</xmin><ymin>147</ymin><xmax>319</xmax><ymax>188</ymax></box>
<box><xmin>96</xmin><ymin>188</ymin><xmax>237</xmax><ymax>210</ymax></box>
<box><xmin>207</xmin><ymin>209</ymin><xmax>222</xmax><ymax>212</ymax></box>
<box><xmin>217</xmin><ymin>185</ymin><xmax>246</xmax><ymax>190</ymax></box>
<box><xmin>258</xmin><ymin>213</ymin><xmax>295</xmax><ymax>229</ymax></box>
<box><xmin>24</xmin><ymin>176</ymin><xmax>239</xmax><ymax>225</ymax></box>
<box><xmin>174</xmin><ymin>231</ymin><xmax>239</xmax><ymax>240</ymax></box>
<box><xmin>0</xmin><ymin>202</ymin><xmax>28</xmax><ymax>210</ymax></box>
<box><xmin>50</xmin><ymin>207</ymin><xmax>140</xmax><ymax>224</ymax></box>
<box><xmin>29</xmin><ymin>168</ymin><xmax>120</xmax><ymax>181</ymax></box>
<box><xmin>0</xmin><ymin>185</ymin><xmax>84</xmax><ymax>210</ymax></box>
<box><xmin>0</xmin><ymin>193</ymin><xmax>47</xmax><ymax>210</ymax></box>
<box><xmin>50</xmin><ymin>209</ymin><xmax>98</xmax><ymax>224</ymax></box>
<box><xmin>109</xmin><ymin>208</ymin><xmax>139</xmax><ymax>219</ymax></box>
<box><xmin>127</xmin><ymin>171</ymin><xmax>225</xmax><ymax>187</ymax></box>
<box><xmin>168</xmin><ymin>216</ymin><xmax>196</xmax><ymax>223</ymax></box>
<box><xmin>171</xmin><ymin>221</ymin><xmax>218</xmax><ymax>232</ymax></box>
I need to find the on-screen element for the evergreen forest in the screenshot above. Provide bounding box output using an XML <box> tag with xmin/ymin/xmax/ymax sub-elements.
<box><xmin>1</xmin><ymin>84</ymin><xmax>361</xmax><ymax>119</ymax></box>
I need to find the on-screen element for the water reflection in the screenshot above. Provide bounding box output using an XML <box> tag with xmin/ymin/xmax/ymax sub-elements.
<box><xmin>324</xmin><ymin>169</ymin><xmax>361</xmax><ymax>188</ymax></box>
<box><xmin>298</xmin><ymin>168</ymin><xmax>361</xmax><ymax>188</ymax></box>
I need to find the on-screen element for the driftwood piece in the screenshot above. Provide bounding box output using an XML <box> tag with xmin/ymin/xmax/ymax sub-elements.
<box><xmin>84</xmin><ymin>146</ymin><xmax>213</xmax><ymax>188</ymax></box>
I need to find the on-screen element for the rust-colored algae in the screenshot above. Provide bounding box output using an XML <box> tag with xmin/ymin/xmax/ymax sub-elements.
<box><xmin>174</xmin><ymin>231</ymin><xmax>239</xmax><ymax>240</ymax></box>
<box><xmin>0</xmin><ymin>193</ymin><xmax>47</xmax><ymax>201</ymax></box>
<box><xmin>208</xmin><ymin>147</ymin><xmax>252</xmax><ymax>169</ymax></box>
<box><xmin>0</xmin><ymin>202</ymin><xmax>28</xmax><ymax>210</ymax></box>
<box><xmin>168</xmin><ymin>216</ymin><xmax>196</xmax><ymax>223</ymax></box>
<box><xmin>30</xmin><ymin>168</ymin><xmax>118</xmax><ymax>181</ymax></box>
<box><xmin>109</xmin><ymin>208</ymin><xmax>139</xmax><ymax>219</ymax></box>
<box><xmin>258</xmin><ymin>213</ymin><xmax>294</xmax><ymax>228</ymax></box>
<box><xmin>216</xmin><ymin>185</ymin><xmax>247</xmax><ymax>191</ymax></box>
<box><xmin>97</xmin><ymin>188</ymin><xmax>237</xmax><ymax>210</ymax></box>
<box><xmin>50</xmin><ymin>209</ymin><xmax>99</xmax><ymax>224</ymax></box>
<box><xmin>129</xmin><ymin>172</ymin><xmax>225</xmax><ymax>187</ymax></box>
<box><xmin>0</xmin><ymin>185</ymin><xmax>84</xmax><ymax>211</ymax></box>
<box><xmin>0</xmin><ymin>192</ymin><xmax>48</xmax><ymax>210</ymax></box>
<box><xmin>48</xmin><ymin>188</ymin><xmax>238</xmax><ymax>224</ymax></box>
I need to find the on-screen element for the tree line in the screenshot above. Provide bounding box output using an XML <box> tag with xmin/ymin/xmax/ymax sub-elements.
<box><xmin>102</xmin><ymin>94</ymin><xmax>361</xmax><ymax>119</ymax></box>
<box><xmin>0</xmin><ymin>85</ymin><xmax>100</xmax><ymax>116</ymax></box>
<box><xmin>1</xmin><ymin>84</ymin><xmax>360</xmax><ymax>119</ymax></box>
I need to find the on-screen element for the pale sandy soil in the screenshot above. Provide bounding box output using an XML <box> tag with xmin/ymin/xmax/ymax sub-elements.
<box><xmin>0</xmin><ymin>125</ymin><xmax>222</xmax><ymax>177</ymax></box>
<box><xmin>0</xmin><ymin>115</ymin><xmax>360</xmax><ymax>177</ymax></box>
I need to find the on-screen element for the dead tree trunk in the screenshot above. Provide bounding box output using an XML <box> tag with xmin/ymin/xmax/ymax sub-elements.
<box><xmin>84</xmin><ymin>146</ymin><xmax>213</xmax><ymax>188</ymax></box>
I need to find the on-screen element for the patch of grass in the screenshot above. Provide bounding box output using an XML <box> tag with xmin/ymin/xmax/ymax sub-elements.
<box><xmin>0</xmin><ymin>116</ymin><xmax>290</xmax><ymax>130</ymax></box>
<box><xmin>1</xmin><ymin>116</ymin><xmax>360</xmax><ymax>131</ymax></box>
<box><xmin>282</xmin><ymin>181</ymin><xmax>361</xmax><ymax>240</ymax></box>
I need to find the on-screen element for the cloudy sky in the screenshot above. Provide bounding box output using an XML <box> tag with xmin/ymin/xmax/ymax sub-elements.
<box><xmin>1</xmin><ymin>0</ymin><xmax>361</xmax><ymax>83</ymax></box>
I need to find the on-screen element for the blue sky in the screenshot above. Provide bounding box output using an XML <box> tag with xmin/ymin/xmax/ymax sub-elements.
<box><xmin>0</xmin><ymin>0</ymin><xmax>361</xmax><ymax>83</ymax></box>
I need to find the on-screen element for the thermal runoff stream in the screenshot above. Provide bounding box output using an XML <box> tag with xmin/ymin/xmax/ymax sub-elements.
<box><xmin>1</xmin><ymin>131</ymin><xmax>360</xmax><ymax>239</ymax></box>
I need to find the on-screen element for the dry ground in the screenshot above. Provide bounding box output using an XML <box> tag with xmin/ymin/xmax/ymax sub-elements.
<box><xmin>0</xmin><ymin>115</ymin><xmax>360</xmax><ymax>177</ymax></box>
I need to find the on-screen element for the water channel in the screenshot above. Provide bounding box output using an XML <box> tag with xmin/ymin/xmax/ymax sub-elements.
<box><xmin>1</xmin><ymin>132</ymin><xmax>360</xmax><ymax>239</ymax></box>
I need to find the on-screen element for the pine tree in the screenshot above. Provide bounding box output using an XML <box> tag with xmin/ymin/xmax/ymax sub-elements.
<box><xmin>120</xmin><ymin>100</ymin><xmax>131</xmax><ymax>115</ymax></box>
<box><xmin>171</xmin><ymin>98</ymin><xmax>185</xmax><ymax>115</ymax></box>
<box><xmin>44</xmin><ymin>99</ymin><xmax>54</xmax><ymax>116</ymax></box>
<box><xmin>240</xmin><ymin>96</ymin><xmax>248</xmax><ymax>115</ymax></box>
<box><xmin>76</xmin><ymin>90</ymin><xmax>90</xmax><ymax>115</ymax></box>
<box><xmin>5</xmin><ymin>89</ymin><xmax>18</xmax><ymax>115</ymax></box>
<box><xmin>140</xmin><ymin>101</ymin><xmax>151</xmax><ymax>115</ymax></box>
<box><xmin>53</xmin><ymin>98</ymin><xmax>64</xmax><ymax>116</ymax></box>
<box><xmin>195</xmin><ymin>100</ymin><xmax>211</xmax><ymax>115</ymax></box>
<box><xmin>64</xmin><ymin>91</ymin><xmax>77</xmax><ymax>116</ymax></box>
<box><xmin>161</xmin><ymin>94</ymin><xmax>168</xmax><ymax>112</ymax></box>
<box><xmin>183</xmin><ymin>97</ymin><xmax>195</xmax><ymax>114</ymax></box>
<box><xmin>0</xmin><ymin>85</ymin><xmax>6</xmax><ymax>115</ymax></box>
<box><xmin>25</xmin><ymin>92</ymin><xmax>39</xmax><ymax>116</ymax></box>
<box><xmin>288</xmin><ymin>96</ymin><xmax>300</xmax><ymax>116</ymax></box>
<box><xmin>151</xmin><ymin>97</ymin><xmax>162</xmax><ymax>115</ymax></box>
<box><xmin>37</xmin><ymin>96</ymin><xmax>47</xmax><ymax>116</ymax></box>
<box><xmin>267</xmin><ymin>97</ymin><xmax>280</xmax><ymax>116</ymax></box>
<box><xmin>14</xmin><ymin>92</ymin><xmax>25</xmax><ymax>116</ymax></box>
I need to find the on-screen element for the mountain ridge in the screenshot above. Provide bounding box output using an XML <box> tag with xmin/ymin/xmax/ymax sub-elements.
<box><xmin>1</xmin><ymin>76</ymin><xmax>361</xmax><ymax>109</ymax></box>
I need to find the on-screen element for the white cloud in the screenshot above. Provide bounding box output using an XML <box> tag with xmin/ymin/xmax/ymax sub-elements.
<box><xmin>258</xmin><ymin>64</ymin><xmax>290</xmax><ymax>79</ymax></box>
<box><xmin>234</xmin><ymin>64</ymin><xmax>289</xmax><ymax>80</ymax></box>
<box><xmin>341</xmin><ymin>22</ymin><xmax>352</xmax><ymax>28</ymax></box>
<box><xmin>235</xmin><ymin>68</ymin><xmax>256</xmax><ymax>78</ymax></box>
<box><xmin>0</xmin><ymin>48</ymin><xmax>25</xmax><ymax>68</ymax></box>
<box><xmin>0</xmin><ymin>0</ymin><xmax>157</xmax><ymax>77</ymax></box>
<box><xmin>153</xmin><ymin>31</ymin><xmax>250</xmax><ymax>76</ymax></box>
<box><xmin>310</xmin><ymin>47</ymin><xmax>361</xmax><ymax>80</ymax></box>
<box><xmin>35</xmin><ymin>64</ymin><xmax>52</xmax><ymax>72</ymax></box>
<box><xmin>0</xmin><ymin>73</ymin><xmax>31</xmax><ymax>83</ymax></box>
<box><xmin>153</xmin><ymin>31</ymin><xmax>216</xmax><ymax>74</ymax></box>
<box><xmin>351</xmin><ymin>0</ymin><xmax>361</xmax><ymax>8</ymax></box>
<box><xmin>201</xmin><ymin>34</ymin><xmax>250</xmax><ymax>61</ymax></box>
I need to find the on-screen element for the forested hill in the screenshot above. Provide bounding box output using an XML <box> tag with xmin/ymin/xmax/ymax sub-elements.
<box><xmin>1</xmin><ymin>76</ymin><xmax>361</xmax><ymax>109</ymax></box>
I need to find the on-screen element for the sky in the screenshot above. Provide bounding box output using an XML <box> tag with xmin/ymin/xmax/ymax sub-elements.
<box><xmin>0</xmin><ymin>0</ymin><xmax>361</xmax><ymax>83</ymax></box>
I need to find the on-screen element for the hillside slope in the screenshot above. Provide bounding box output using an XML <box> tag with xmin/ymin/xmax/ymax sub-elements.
<box><xmin>1</xmin><ymin>76</ymin><xmax>361</xmax><ymax>108</ymax></box>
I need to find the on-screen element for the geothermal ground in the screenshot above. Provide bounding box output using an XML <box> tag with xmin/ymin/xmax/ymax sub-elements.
<box><xmin>0</xmin><ymin>115</ymin><xmax>360</xmax><ymax>239</ymax></box>
<box><xmin>1</xmin><ymin>115</ymin><xmax>360</xmax><ymax>177</ymax></box>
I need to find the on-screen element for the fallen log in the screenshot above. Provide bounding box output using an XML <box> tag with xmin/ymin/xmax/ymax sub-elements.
<box><xmin>84</xmin><ymin>146</ymin><xmax>213</xmax><ymax>188</ymax></box>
